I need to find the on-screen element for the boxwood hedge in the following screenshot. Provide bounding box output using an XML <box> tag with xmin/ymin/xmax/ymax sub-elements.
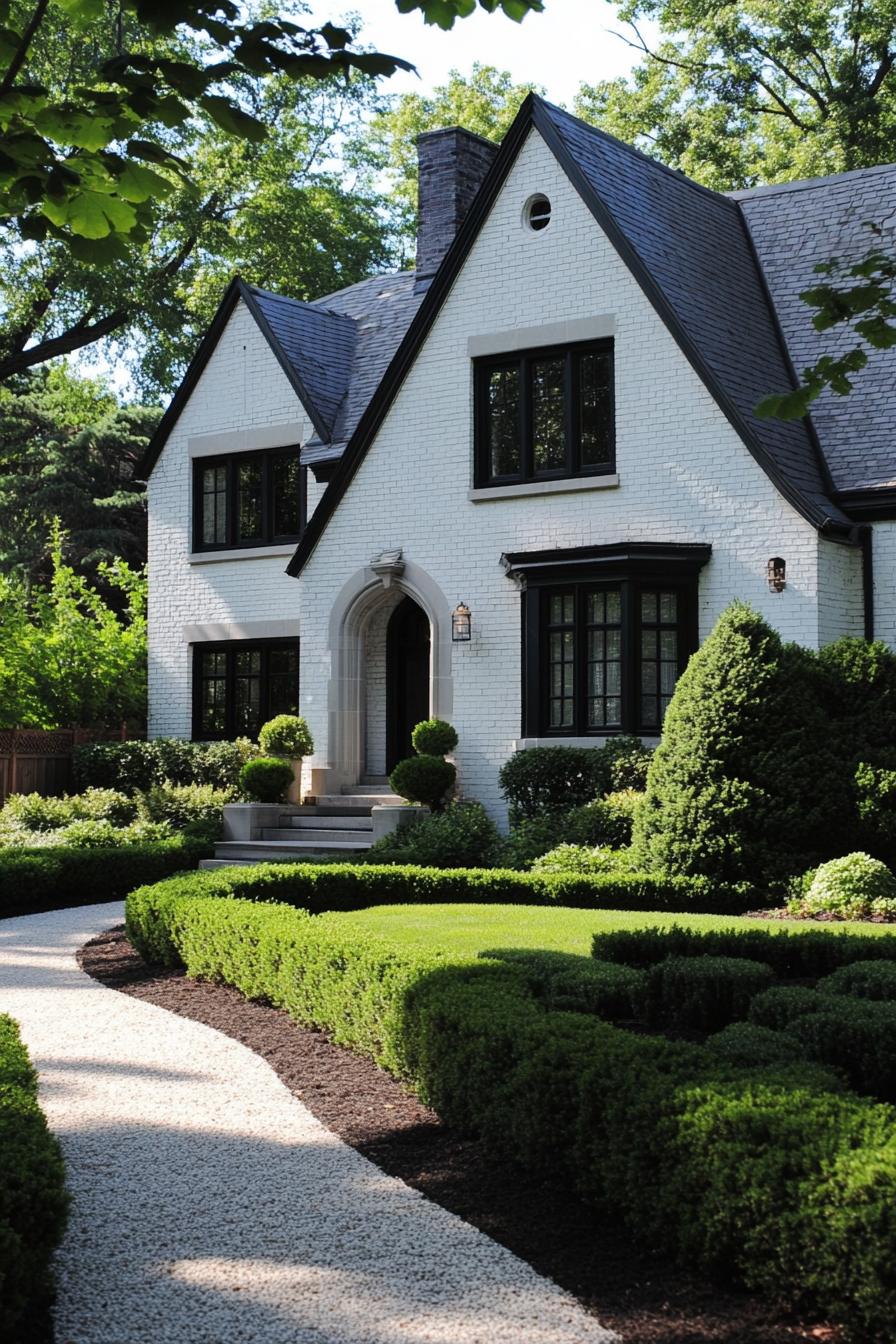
<box><xmin>125</xmin><ymin>884</ymin><xmax>896</xmax><ymax>1336</ymax></box>
<box><xmin>0</xmin><ymin>837</ymin><xmax>213</xmax><ymax>916</ymax></box>
<box><xmin>0</xmin><ymin>1015</ymin><xmax>68</xmax><ymax>1337</ymax></box>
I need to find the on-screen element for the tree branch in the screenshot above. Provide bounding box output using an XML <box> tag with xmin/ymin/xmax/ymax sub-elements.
<box><xmin>0</xmin><ymin>308</ymin><xmax>130</xmax><ymax>379</ymax></box>
<box><xmin>0</xmin><ymin>0</ymin><xmax>50</xmax><ymax>97</ymax></box>
<box><xmin>868</xmin><ymin>51</ymin><xmax>895</xmax><ymax>97</ymax></box>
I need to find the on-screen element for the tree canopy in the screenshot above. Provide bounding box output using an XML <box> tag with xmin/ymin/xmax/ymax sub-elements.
<box><xmin>575</xmin><ymin>0</ymin><xmax>896</xmax><ymax>191</ymax></box>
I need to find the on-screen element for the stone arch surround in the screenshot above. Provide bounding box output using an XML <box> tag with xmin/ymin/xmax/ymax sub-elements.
<box><xmin>311</xmin><ymin>558</ymin><xmax>454</xmax><ymax>794</ymax></box>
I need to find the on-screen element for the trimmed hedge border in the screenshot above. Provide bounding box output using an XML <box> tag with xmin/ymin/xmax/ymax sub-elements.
<box><xmin>0</xmin><ymin>1014</ymin><xmax>69</xmax><ymax>1336</ymax></box>
<box><xmin>591</xmin><ymin>923</ymin><xmax>896</xmax><ymax>978</ymax></box>
<box><xmin>124</xmin><ymin>861</ymin><xmax>752</xmax><ymax>948</ymax></box>
<box><xmin>126</xmin><ymin>883</ymin><xmax>896</xmax><ymax>1336</ymax></box>
<box><xmin>0</xmin><ymin>838</ymin><xmax>214</xmax><ymax>917</ymax></box>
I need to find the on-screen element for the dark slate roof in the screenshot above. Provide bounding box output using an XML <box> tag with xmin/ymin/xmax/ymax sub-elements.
<box><xmin>537</xmin><ymin>102</ymin><xmax>846</xmax><ymax>529</ymax></box>
<box><xmin>243</xmin><ymin>284</ymin><xmax>357</xmax><ymax>442</ymax></box>
<box><xmin>307</xmin><ymin>271</ymin><xmax>424</xmax><ymax>455</ymax></box>
<box><xmin>733</xmin><ymin>166</ymin><xmax>896</xmax><ymax>494</ymax></box>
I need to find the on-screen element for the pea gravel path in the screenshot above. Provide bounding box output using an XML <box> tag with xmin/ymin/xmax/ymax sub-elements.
<box><xmin>0</xmin><ymin>902</ymin><xmax>618</xmax><ymax>1344</ymax></box>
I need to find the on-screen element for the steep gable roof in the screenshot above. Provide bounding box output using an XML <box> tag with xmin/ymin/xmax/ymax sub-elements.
<box><xmin>288</xmin><ymin>95</ymin><xmax>854</xmax><ymax>576</ymax></box>
<box><xmin>734</xmin><ymin>164</ymin><xmax>896</xmax><ymax>497</ymax></box>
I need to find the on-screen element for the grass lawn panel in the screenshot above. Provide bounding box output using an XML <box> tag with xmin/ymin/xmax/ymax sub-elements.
<box><xmin>329</xmin><ymin>903</ymin><xmax>896</xmax><ymax>957</ymax></box>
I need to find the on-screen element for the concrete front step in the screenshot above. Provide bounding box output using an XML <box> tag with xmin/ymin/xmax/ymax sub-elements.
<box><xmin>283</xmin><ymin>813</ymin><xmax>373</xmax><ymax>831</ymax></box>
<box><xmin>313</xmin><ymin>793</ymin><xmax>404</xmax><ymax>811</ymax></box>
<box><xmin>261</xmin><ymin>827</ymin><xmax>375</xmax><ymax>844</ymax></box>
<box><xmin>207</xmin><ymin>838</ymin><xmax>373</xmax><ymax>866</ymax></box>
<box><xmin>341</xmin><ymin>783</ymin><xmax>397</xmax><ymax>796</ymax></box>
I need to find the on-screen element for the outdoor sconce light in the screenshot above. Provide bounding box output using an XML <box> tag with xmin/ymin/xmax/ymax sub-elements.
<box><xmin>451</xmin><ymin>601</ymin><xmax>472</xmax><ymax>642</ymax></box>
<box><xmin>767</xmin><ymin>557</ymin><xmax>786</xmax><ymax>593</ymax></box>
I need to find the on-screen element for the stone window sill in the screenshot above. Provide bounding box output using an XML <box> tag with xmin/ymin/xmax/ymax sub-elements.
<box><xmin>468</xmin><ymin>474</ymin><xmax>619</xmax><ymax>503</ymax></box>
<box><xmin>188</xmin><ymin>543</ymin><xmax>297</xmax><ymax>565</ymax></box>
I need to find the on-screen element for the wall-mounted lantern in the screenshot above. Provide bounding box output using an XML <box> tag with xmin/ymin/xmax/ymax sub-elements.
<box><xmin>451</xmin><ymin>601</ymin><xmax>472</xmax><ymax>642</ymax></box>
<box><xmin>767</xmin><ymin>557</ymin><xmax>786</xmax><ymax>593</ymax></box>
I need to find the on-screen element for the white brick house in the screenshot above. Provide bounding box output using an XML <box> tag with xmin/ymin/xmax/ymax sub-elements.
<box><xmin>140</xmin><ymin>96</ymin><xmax>896</xmax><ymax>826</ymax></box>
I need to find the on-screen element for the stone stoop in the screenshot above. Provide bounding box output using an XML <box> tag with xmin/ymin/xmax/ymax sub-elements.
<box><xmin>201</xmin><ymin>780</ymin><xmax>407</xmax><ymax>868</ymax></box>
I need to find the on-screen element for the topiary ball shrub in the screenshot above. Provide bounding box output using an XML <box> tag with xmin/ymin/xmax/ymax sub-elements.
<box><xmin>411</xmin><ymin>718</ymin><xmax>458</xmax><ymax>756</ymax></box>
<box><xmin>790</xmin><ymin>853</ymin><xmax>896</xmax><ymax>921</ymax></box>
<box><xmin>389</xmin><ymin>755</ymin><xmax>456</xmax><ymax>810</ymax></box>
<box><xmin>239</xmin><ymin>757</ymin><xmax>295</xmax><ymax>804</ymax></box>
<box><xmin>258</xmin><ymin>715</ymin><xmax>313</xmax><ymax>759</ymax></box>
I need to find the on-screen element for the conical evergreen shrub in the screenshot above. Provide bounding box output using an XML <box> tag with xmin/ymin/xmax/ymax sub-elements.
<box><xmin>632</xmin><ymin>601</ymin><xmax>850</xmax><ymax>886</ymax></box>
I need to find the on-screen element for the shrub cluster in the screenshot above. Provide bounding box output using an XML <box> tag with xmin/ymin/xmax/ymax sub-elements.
<box><xmin>0</xmin><ymin>787</ymin><xmax>136</xmax><ymax>833</ymax></box>
<box><xmin>73</xmin><ymin>737</ymin><xmax>256</xmax><ymax>794</ymax></box>
<box><xmin>367</xmin><ymin>801</ymin><xmax>503</xmax><ymax>869</ymax></box>
<box><xmin>0</xmin><ymin>1015</ymin><xmax>68</xmax><ymax>1337</ymax></box>
<box><xmin>498</xmin><ymin>738</ymin><xmax>650</xmax><ymax>824</ymax></box>
<box><xmin>0</xmin><ymin>836</ymin><xmax>213</xmax><ymax>915</ymax></box>
<box><xmin>502</xmin><ymin>791</ymin><xmax>644</xmax><ymax>870</ymax></box>
<box><xmin>136</xmin><ymin>781</ymin><xmax>233</xmax><ymax>841</ymax></box>
<box><xmin>124</xmin><ymin>889</ymin><xmax>896</xmax><ymax>1337</ymax></box>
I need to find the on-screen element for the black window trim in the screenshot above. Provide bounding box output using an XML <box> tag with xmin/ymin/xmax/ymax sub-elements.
<box><xmin>503</xmin><ymin>543</ymin><xmax>711</xmax><ymax>738</ymax></box>
<box><xmin>192</xmin><ymin>445</ymin><xmax>307</xmax><ymax>553</ymax></box>
<box><xmin>474</xmin><ymin>337</ymin><xmax>615</xmax><ymax>488</ymax></box>
<box><xmin>191</xmin><ymin>636</ymin><xmax>300</xmax><ymax>741</ymax></box>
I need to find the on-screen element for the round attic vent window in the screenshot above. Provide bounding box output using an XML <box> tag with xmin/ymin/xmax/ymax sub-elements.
<box><xmin>524</xmin><ymin>194</ymin><xmax>551</xmax><ymax>232</ymax></box>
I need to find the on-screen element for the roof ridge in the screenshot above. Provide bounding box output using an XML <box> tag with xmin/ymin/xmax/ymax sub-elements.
<box><xmin>730</xmin><ymin>161</ymin><xmax>896</xmax><ymax>199</ymax></box>
<box><xmin>246</xmin><ymin>284</ymin><xmax>356</xmax><ymax>325</ymax></box>
<box><xmin>534</xmin><ymin>95</ymin><xmax>733</xmax><ymax>207</ymax></box>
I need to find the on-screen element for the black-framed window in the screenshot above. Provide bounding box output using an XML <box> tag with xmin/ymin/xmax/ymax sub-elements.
<box><xmin>474</xmin><ymin>340</ymin><xmax>614</xmax><ymax>487</ymax></box>
<box><xmin>193</xmin><ymin>447</ymin><xmax>306</xmax><ymax>552</ymax></box>
<box><xmin>192</xmin><ymin>639</ymin><xmax>299</xmax><ymax>740</ymax></box>
<box><xmin>510</xmin><ymin>544</ymin><xmax>711</xmax><ymax>738</ymax></box>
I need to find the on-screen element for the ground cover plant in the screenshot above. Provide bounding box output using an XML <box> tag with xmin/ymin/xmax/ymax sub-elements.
<box><xmin>124</xmin><ymin>881</ymin><xmax>896</xmax><ymax>1338</ymax></box>
<box><xmin>0</xmin><ymin>1014</ymin><xmax>68</xmax><ymax>1337</ymax></box>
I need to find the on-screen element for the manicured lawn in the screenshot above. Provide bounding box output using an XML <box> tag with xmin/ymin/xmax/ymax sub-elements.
<box><xmin>327</xmin><ymin>902</ymin><xmax>896</xmax><ymax>958</ymax></box>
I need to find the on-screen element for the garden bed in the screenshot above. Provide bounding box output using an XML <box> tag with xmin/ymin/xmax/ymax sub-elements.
<box><xmin>80</xmin><ymin>924</ymin><xmax>842</xmax><ymax>1344</ymax></box>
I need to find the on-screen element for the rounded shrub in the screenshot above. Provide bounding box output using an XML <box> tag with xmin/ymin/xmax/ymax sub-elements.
<box><xmin>239</xmin><ymin>757</ymin><xmax>294</xmax><ymax>804</ymax></box>
<box><xmin>819</xmin><ymin>959</ymin><xmax>896</xmax><ymax>1002</ymax></box>
<box><xmin>498</xmin><ymin>747</ymin><xmax>608</xmax><ymax>823</ymax></box>
<box><xmin>792</xmin><ymin>853</ymin><xmax>896</xmax><ymax>921</ymax></box>
<box><xmin>389</xmin><ymin>755</ymin><xmax>456</xmax><ymax>810</ymax></box>
<box><xmin>749</xmin><ymin>985</ymin><xmax>822</xmax><ymax>1030</ymax></box>
<box><xmin>258</xmin><ymin>715</ymin><xmax>313</xmax><ymax>759</ymax></box>
<box><xmin>531</xmin><ymin>844</ymin><xmax>637</xmax><ymax>875</ymax></box>
<box><xmin>411</xmin><ymin>718</ymin><xmax>458</xmax><ymax>756</ymax></box>
<box><xmin>642</xmin><ymin>955</ymin><xmax>774</xmax><ymax>1032</ymax></box>
<box><xmin>705</xmin><ymin>1021</ymin><xmax>804</xmax><ymax>1068</ymax></box>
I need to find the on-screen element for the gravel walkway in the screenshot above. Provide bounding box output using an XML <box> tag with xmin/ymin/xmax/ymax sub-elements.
<box><xmin>0</xmin><ymin>903</ymin><xmax>618</xmax><ymax>1344</ymax></box>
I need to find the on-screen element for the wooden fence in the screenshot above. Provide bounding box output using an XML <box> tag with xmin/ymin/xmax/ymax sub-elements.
<box><xmin>0</xmin><ymin>727</ymin><xmax>127</xmax><ymax>805</ymax></box>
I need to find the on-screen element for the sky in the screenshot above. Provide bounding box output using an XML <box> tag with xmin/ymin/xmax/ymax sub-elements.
<box><xmin>310</xmin><ymin>0</ymin><xmax>652</xmax><ymax>106</ymax></box>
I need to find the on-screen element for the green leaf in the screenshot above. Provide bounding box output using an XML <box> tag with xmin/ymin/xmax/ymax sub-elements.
<box><xmin>115</xmin><ymin>161</ymin><xmax>174</xmax><ymax>203</ymax></box>
<box><xmin>42</xmin><ymin>188</ymin><xmax>137</xmax><ymax>239</ymax></box>
<box><xmin>68</xmin><ymin>231</ymin><xmax>132</xmax><ymax>263</ymax></box>
<box><xmin>754</xmin><ymin>389</ymin><xmax>813</xmax><ymax>421</ymax></box>
<box><xmin>33</xmin><ymin>106</ymin><xmax>118</xmax><ymax>151</ymax></box>
<box><xmin>199</xmin><ymin>95</ymin><xmax>267</xmax><ymax>142</ymax></box>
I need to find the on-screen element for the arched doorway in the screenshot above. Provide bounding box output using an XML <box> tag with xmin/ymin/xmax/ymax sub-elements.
<box><xmin>386</xmin><ymin>596</ymin><xmax>431</xmax><ymax>771</ymax></box>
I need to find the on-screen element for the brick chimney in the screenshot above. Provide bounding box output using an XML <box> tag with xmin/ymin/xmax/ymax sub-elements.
<box><xmin>414</xmin><ymin>127</ymin><xmax>499</xmax><ymax>292</ymax></box>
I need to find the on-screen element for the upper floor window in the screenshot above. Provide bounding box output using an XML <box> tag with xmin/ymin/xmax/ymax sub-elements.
<box><xmin>474</xmin><ymin>340</ymin><xmax>614</xmax><ymax>487</ymax></box>
<box><xmin>193</xmin><ymin>447</ymin><xmax>306</xmax><ymax>552</ymax></box>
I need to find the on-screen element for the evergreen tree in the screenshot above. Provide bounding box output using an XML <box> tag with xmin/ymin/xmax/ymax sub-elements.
<box><xmin>0</xmin><ymin>368</ymin><xmax>155</xmax><ymax>589</ymax></box>
<box><xmin>633</xmin><ymin>601</ymin><xmax>849</xmax><ymax>885</ymax></box>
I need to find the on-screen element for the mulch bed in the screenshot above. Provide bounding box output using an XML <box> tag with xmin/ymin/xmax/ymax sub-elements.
<box><xmin>79</xmin><ymin>926</ymin><xmax>842</xmax><ymax>1344</ymax></box>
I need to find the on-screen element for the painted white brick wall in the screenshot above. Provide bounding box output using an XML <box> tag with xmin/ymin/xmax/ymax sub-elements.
<box><xmin>818</xmin><ymin>537</ymin><xmax>865</xmax><ymax>644</ymax></box>
<box><xmin>294</xmin><ymin>129</ymin><xmax>864</xmax><ymax>821</ymax></box>
<box><xmin>147</xmin><ymin>302</ymin><xmax>310</xmax><ymax>738</ymax></box>
<box><xmin>871</xmin><ymin>522</ymin><xmax>896</xmax><ymax>647</ymax></box>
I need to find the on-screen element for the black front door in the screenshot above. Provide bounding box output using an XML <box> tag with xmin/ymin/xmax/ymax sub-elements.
<box><xmin>386</xmin><ymin>596</ymin><xmax>431</xmax><ymax>771</ymax></box>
